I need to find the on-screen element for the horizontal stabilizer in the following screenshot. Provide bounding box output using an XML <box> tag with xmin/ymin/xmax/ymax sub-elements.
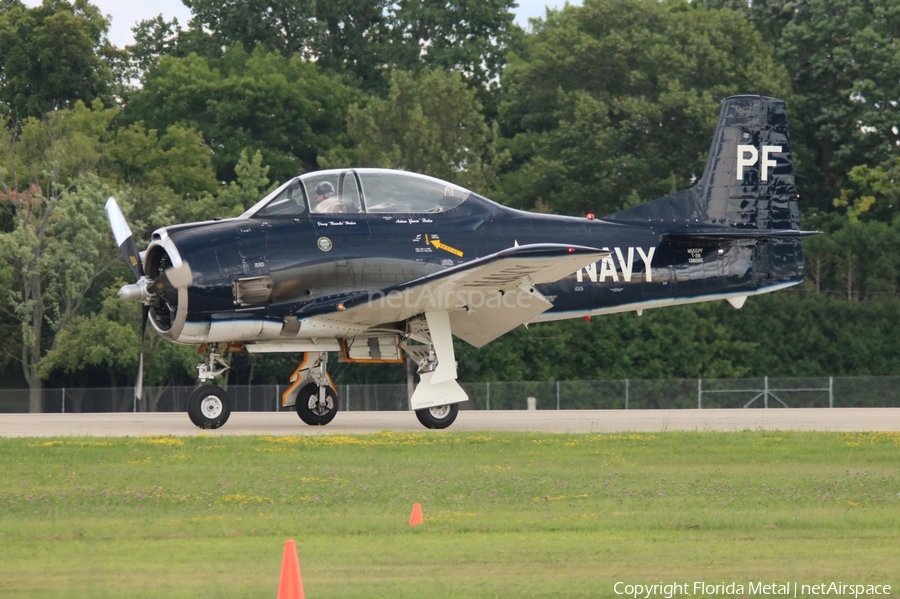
<box><xmin>664</xmin><ymin>226</ymin><xmax>820</xmax><ymax>243</ymax></box>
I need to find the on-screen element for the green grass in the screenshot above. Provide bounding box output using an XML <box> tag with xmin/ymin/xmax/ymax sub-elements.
<box><xmin>1</xmin><ymin>430</ymin><xmax>899</xmax><ymax>598</ymax></box>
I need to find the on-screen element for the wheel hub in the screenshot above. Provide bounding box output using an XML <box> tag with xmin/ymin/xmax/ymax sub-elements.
<box><xmin>307</xmin><ymin>392</ymin><xmax>334</xmax><ymax>416</ymax></box>
<box><xmin>200</xmin><ymin>396</ymin><xmax>223</xmax><ymax>419</ymax></box>
<box><xmin>428</xmin><ymin>405</ymin><xmax>451</xmax><ymax>419</ymax></box>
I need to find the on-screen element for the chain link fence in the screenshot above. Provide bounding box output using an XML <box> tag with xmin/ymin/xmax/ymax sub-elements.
<box><xmin>1</xmin><ymin>377</ymin><xmax>899</xmax><ymax>413</ymax></box>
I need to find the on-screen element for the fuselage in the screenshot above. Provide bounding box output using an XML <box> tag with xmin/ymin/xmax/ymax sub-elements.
<box><xmin>142</xmin><ymin>168</ymin><xmax>804</xmax><ymax>345</ymax></box>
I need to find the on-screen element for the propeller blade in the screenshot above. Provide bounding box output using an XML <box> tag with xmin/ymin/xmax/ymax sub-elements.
<box><xmin>151</xmin><ymin>262</ymin><xmax>192</xmax><ymax>292</ymax></box>
<box><xmin>105</xmin><ymin>197</ymin><xmax>144</xmax><ymax>280</ymax></box>
<box><xmin>135</xmin><ymin>305</ymin><xmax>148</xmax><ymax>410</ymax></box>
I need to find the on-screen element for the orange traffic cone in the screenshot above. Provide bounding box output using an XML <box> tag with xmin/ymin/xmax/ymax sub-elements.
<box><xmin>409</xmin><ymin>503</ymin><xmax>423</xmax><ymax>526</ymax></box>
<box><xmin>277</xmin><ymin>539</ymin><xmax>305</xmax><ymax>599</ymax></box>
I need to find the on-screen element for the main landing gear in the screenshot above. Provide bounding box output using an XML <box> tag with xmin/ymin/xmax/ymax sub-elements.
<box><xmin>402</xmin><ymin>312</ymin><xmax>466</xmax><ymax>429</ymax></box>
<box><xmin>281</xmin><ymin>352</ymin><xmax>339</xmax><ymax>426</ymax></box>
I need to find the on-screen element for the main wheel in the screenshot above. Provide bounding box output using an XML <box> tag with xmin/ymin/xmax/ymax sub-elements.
<box><xmin>296</xmin><ymin>383</ymin><xmax>338</xmax><ymax>426</ymax></box>
<box><xmin>188</xmin><ymin>385</ymin><xmax>231</xmax><ymax>429</ymax></box>
<box><xmin>415</xmin><ymin>403</ymin><xmax>459</xmax><ymax>429</ymax></box>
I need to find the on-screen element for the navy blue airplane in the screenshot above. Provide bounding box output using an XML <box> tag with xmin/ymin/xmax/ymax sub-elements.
<box><xmin>105</xmin><ymin>95</ymin><xmax>815</xmax><ymax>430</ymax></box>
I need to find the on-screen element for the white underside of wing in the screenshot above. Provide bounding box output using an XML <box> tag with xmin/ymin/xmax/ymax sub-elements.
<box><xmin>325</xmin><ymin>244</ymin><xmax>609</xmax><ymax>347</ymax></box>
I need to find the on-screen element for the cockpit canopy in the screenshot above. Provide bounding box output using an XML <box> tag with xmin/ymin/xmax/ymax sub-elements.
<box><xmin>242</xmin><ymin>168</ymin><xmax>471</xmax><ymax>218</ymax></box>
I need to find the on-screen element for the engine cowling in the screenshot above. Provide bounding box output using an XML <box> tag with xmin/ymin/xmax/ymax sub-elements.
<box><xmin>143</xmin><ymin>232</ymin><xmax>190</xmax><ymax>342</ymax></box>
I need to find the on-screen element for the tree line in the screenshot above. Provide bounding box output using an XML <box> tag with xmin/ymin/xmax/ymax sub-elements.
<box><xmin>1</xmin><ymin>0</ymin><xmax>899</xmax><ymax>403</ymax></box>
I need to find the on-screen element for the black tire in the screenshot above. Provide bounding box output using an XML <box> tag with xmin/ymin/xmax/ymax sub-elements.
<box><xmin>187</xmin><ymin>385</ymin><xmax>231</xmax><ymax>429</ymax></box>
<box><xmin>415</xmin><ymin>403</ymin><xmax>459</xmax><ymax>429</ymax></box>
<box><xmin>296</xmin><ymin>383</ymin><xmax>338</xmax><ymax>426</ymax></box>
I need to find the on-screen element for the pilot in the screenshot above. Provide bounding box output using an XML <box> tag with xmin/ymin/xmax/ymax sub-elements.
<box><xmin>312</xmin><ymin>181</ymin><xmax>339</xmax><ymax>213</ymax></box>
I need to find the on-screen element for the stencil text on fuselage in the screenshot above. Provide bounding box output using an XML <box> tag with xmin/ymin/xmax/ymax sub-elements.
<box><xmin>575</xmin><ymin>247</ymin><xmax>655</xmax><ymax>283</ymax></box>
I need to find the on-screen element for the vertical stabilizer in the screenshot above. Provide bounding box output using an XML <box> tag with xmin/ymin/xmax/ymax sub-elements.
<box><xmin>697</xmin><ymin>95</ymin><xmax>798</xmax><ymax>230</ymax></box>
<box><xmin>608</xmin><ymin>95</ymin><xmax>800</xmax><ymax>232</ymax></box>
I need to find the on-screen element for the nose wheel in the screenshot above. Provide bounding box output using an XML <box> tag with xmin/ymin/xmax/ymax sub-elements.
<box><xmin>188</xmin><ymin>385</ymin><xmax>232</xmax><ymax>429</ymax></box>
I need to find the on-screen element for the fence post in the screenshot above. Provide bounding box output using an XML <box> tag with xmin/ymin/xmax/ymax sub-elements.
<box><xmin>764</xmin><ymin>376</ymin><xmax>769</xmax><ymax>409</ymax></box>
<box><xmin>698</xmin><ymin>379</ymin><xmax>702</xmax><ymax>409</ymax></box>
<box><xmin>486</xmin><ymin>382</ymin><xmax>490</xmax><ymax>411</ymax></box>
<box><xmin>345</xmin><ymin>384</ymin><xmax>350</xmax><ymax>411</ymax></box>
<box><xmin>829</xmin><ymin>377</ymin><xmax>833</xmax><ymax>408</ymax></box>
<box><xmin>61</xmin><ymin>388</ymin><xmax>65</xmax><ymax>414</ymax></box>
<box><xmin>556</xmin><ymin>381</ymin><xmax>560</xmax><ymax>410</ymax></box>
<box><xmin>275</xmin><ymin>384</ymin><xmax>280</xmax><ymax>411</ymax></box>
<box><xmin>625</xmin><ymin>379</ymin><xmax>629</xmax><ymax>410</ymax></box>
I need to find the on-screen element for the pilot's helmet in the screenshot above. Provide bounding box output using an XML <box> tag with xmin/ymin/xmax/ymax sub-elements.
<box><xmin>315</xmin><ymin>181</ymin><xmax>335</xmax><ymax>199</ymax></box>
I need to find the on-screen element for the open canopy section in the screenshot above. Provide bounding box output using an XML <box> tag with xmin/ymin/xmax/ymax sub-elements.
<box><xmin>242</xmin><ymin>168</ymin><xmax>472</xmax><ymax>218</ymax></box>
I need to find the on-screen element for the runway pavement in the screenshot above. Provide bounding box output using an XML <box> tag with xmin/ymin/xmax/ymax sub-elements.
<box><xmin>0</xmin><ymin>408</ymin><xmax>898</xmax><ymax>437</ymax></box>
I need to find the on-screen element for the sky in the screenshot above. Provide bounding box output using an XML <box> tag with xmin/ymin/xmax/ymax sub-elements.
<box><xmin>23</xmin><ymin>0</ymin><xmax>581</xmax><ymax>48</ymax></box>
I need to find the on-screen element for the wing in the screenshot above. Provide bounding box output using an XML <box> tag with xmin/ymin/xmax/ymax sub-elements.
<box><xmin>301</xmin><ymin>244</ymin><xmax>609</xmax><ymax>347</ymax></box>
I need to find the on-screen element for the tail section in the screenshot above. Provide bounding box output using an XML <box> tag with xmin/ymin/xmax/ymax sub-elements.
<box><xmin>608</xmin><ymin>95</ymin><xmax>815</xmax><ymax>285</ymax></box>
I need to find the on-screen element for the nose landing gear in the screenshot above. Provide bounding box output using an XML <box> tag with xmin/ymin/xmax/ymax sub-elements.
<box><xmin>187</xmin><ymin>343</ymin><xmax>240</xmax><ymax>430</ymax></box>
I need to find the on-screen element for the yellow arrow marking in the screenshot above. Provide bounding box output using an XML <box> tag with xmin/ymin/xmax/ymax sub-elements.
<box><xmin>426</xmin><ymin>235</ymin><xmax>463</xmax><ymax>257</ymax></box>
